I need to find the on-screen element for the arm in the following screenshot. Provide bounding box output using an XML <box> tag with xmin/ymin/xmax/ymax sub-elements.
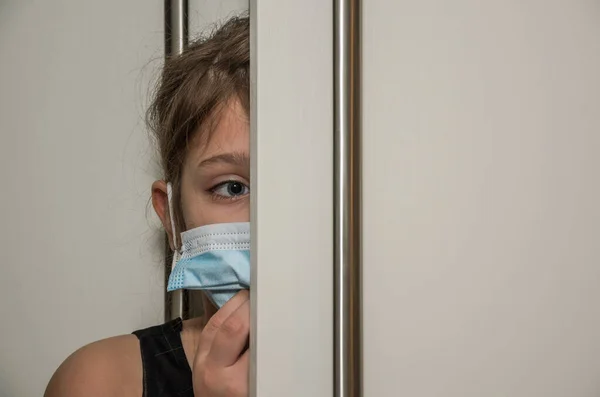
<box><xmin>44</xmin><ymin>335</ymin><xmax>142</xmax><ymax>397</ymax></box>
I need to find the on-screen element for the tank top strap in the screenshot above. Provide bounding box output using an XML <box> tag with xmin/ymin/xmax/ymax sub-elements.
<box><xmin>133</xmin><ymin>318</ymin><xmax>194</xmax><ymax>397</ymax></box>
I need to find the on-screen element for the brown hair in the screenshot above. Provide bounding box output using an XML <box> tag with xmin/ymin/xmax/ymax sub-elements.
<box><xmin>147</xmin><ymin>15</ymin><xmax>249</xmax><ymax>238</ymax></box>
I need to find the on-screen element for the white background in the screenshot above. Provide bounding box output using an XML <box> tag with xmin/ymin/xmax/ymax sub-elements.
<box><xmin>363</xmin><ymin>1</ymin><xmax>600</xmax><ymax>396</ymax></box>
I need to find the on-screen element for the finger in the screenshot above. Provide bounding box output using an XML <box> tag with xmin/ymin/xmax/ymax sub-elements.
<box><xmin>198</xmin><ymin>290</ymin><xmax>249</xmax><ymax>356</ymax></box>
<box><xmin>224</xmin><ymin>350</ymin><xmax>249</xmax><ymax>397</ymax></box>
<box><xmin>233</xmin><ymin>348</ymin><xmax>250</xmax><ymax>371</ymax></box>
<box><xmin>208</xmin><ymin>298</ymin><xmax>250</xmax><ymax>367</ymax></box>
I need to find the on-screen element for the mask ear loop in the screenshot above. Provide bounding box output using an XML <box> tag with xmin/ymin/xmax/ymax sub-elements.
<box><xmin>166</xmin><ymin>182</ymin><xmax>180</xmax><ymax>271</ymax></box>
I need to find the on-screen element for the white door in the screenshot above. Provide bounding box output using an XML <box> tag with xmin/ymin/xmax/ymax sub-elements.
<box><xmin>251</xmin><ymin>1</ymin><xmax>333</xmax><ymax>396</ymax></box>
<box><xmin>362</xmin><ymin>1</ymin><xmax>600</xmax><ymax>396</ymax></box>
<box><xmin>253</xmin><ymin>0</ymin><xmax>600</xmax><ymax>396</ymax></box>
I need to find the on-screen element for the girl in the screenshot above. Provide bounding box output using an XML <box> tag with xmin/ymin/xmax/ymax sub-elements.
<box><xmin>45</xmin><ymin>16</ymin><xmax>251</xmax><ymax>397</ymax></box>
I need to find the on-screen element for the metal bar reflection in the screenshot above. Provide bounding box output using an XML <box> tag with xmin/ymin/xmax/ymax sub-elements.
<box><xmin>334</xmin><ymin>0</ymin><xmax>362</xmax><ymax>396</ymax></box>
<box><xmin>164</xmin><ymin>0</ymin><xmax>189</xmax><ymax>322</ymax></box>
<box><xmin>165</xmin><ymin>0</ymin><xmax>188</xmax><ymax>56</ymax></box>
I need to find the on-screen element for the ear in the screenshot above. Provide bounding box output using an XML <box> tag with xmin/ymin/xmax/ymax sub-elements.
<box><xmin>152</xmin><ymin>180</ymin><xmax>176</xmax><ymax>250</ymax></box>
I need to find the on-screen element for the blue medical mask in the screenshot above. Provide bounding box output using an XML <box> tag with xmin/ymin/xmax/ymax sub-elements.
<box><xmin>165</xmin><ymin>183</ymin><xmax>250</xmax><ymax>308</ymax></box>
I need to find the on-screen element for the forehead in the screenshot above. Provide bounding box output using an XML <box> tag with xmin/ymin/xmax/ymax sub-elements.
<box><xmin>187</xmin><ymin>98</ymin><xmax>249</xmax><ymax>163</ymax></box>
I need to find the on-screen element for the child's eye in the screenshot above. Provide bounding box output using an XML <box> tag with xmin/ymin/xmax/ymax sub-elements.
<box><xmin>209</xmin><ymin>180</ymin><xmax>250</xmax><ymax>200</ymax></box>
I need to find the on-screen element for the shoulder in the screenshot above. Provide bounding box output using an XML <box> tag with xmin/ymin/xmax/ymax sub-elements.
<box><xmin>44</xmin><ymin>334</ymin><xmax>142</xmax><ymax>397</ymax></box>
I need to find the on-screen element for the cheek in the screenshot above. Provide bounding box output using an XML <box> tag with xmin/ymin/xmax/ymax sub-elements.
<box><xmin>182</xmin><ymin>198</ymin><xmax>250</xmax><ymax>230</ymax></box>
<box><xmin>203</xmin><ymin>202</ymin><xmax>249</xmax><ymax>225</ymax></box>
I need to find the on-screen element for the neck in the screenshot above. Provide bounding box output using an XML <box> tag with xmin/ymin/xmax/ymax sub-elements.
<box><xmin>200</xmin><ymin>294</ymin><xmax>218</xmax><ymax>325</ymax></box>
<box><xmin>180</xmin><ymin>293</ymin><xmax>219</xmax><ymax>365</ymax></box>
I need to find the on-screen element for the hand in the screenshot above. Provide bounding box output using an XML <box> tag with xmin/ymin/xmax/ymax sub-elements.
<box><xmin>192</xmin><ymin>290</ymin><xmax>250</xmax><ymax>397</ymax></box>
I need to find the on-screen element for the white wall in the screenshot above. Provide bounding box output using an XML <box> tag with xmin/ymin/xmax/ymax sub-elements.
<box><xmin>0</xmin><ymin>2</ymin><xmax>151</xmax><ymax>396</ymax></box>
<box><xmin>189</xmin><ymin>0</ymin><xmax>248</xmax><ymax>35</ymax></box>
<box><xmin>0</xmin><ymin>1</ymin><xmax>248</xmax><ymax>395</ymax></box>
<box><xmin>363</xmin><ymin>1</ymin><xmax>600</xmax><ymax>396</ymax></box>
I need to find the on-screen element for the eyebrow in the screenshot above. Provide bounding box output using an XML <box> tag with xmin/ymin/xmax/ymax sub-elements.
<box><xmin>197</xmin><ymin>152</ymin><xmax>250</xmax><ymax>168</ymax></box>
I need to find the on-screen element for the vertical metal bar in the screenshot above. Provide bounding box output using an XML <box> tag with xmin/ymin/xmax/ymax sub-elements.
<box><xmin>165</xmin><ymin>0</ymin><xmax>188</xmax><ymax>56</ymax></box>
<box><xmin>334</xmin><ymin>0</ymin><xmax>362</xmax><ymax>397</ymax></box>
<box><xmin>164</xmin><ymin>0</ymin><xmax>189</xmax><ymax>322</ymax></box>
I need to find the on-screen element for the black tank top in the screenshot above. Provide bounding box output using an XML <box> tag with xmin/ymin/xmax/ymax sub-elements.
<box><xmin>133</xmin><ymin>318</ymin><xmax>194</xmax><ymax>397</ymax></box>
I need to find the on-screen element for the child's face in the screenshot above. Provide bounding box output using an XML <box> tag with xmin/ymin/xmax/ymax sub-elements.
<box><xmin>152</xmin><ymin>97</ymin><xmax>249</xmax><ymax>248</ymax></box>
<box><xmin>180</xmin><ymin>97</ymin><xmax>250</xmax><ymax>229</ymax></box>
